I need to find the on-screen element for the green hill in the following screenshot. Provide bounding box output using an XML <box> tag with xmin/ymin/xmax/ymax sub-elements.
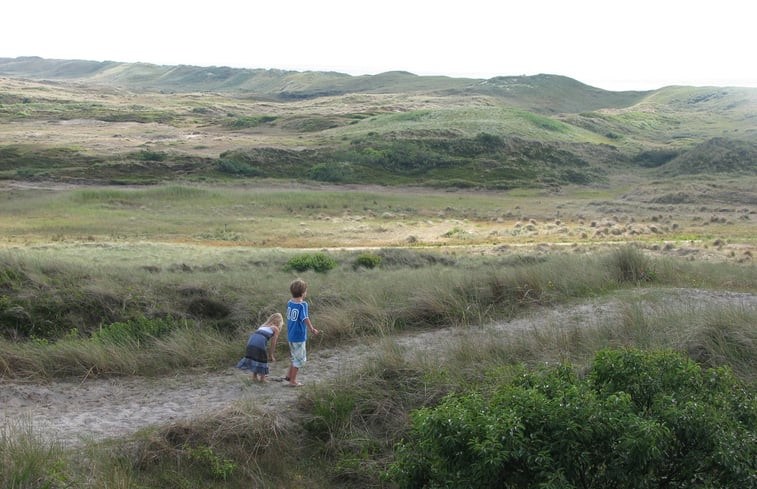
<box><xmin>0</xmin><ymin>56</ymin><xmax>647</xmax><ymax>113</ymax></box>
<box><xmin>0</xmin><ymin>56</ymin><xmax>754</xmax><ymax>188</ymax></box>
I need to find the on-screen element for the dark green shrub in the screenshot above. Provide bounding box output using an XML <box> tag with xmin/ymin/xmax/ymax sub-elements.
<box><xmin>284</xmin><ymin>253</ymin><xmax>338</xmax><ymax>273</ymax></box>
<box><xmin>390</xmin><ymin>348</ymin><xmax>756</xmax><ymax>489</ymax></box>
<box><xmin>354</xmin><ymin>253</ymin><xmax>382</xmax><ymax>269</ymax></box>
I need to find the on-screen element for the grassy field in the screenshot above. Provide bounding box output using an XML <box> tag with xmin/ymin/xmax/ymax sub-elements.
<box><xmin>1</xmin><ymin>178</ymin><xmax>755</xmax><ymax>251</ymax></box>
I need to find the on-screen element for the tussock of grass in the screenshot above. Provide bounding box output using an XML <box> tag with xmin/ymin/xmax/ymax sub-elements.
<box><xmin>1</xmin><ymin>419</ymin><xmax>68</xmax><ymax>489</ymax></box>
<box><xmin>130</xmin><ymin>401</ymin><xmax>295</xmax><ymax>488</ymax></box>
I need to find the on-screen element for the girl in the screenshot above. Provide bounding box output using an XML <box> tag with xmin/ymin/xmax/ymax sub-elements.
<box><xmin>236</xmin><ymin>313</ymin><xmax>282</xmax><ymax>382</ymax></box>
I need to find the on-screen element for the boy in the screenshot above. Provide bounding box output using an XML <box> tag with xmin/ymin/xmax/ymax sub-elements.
<box><xmin>285</xmin><ymin>278</ymin><xmax>319</xmax><ymax>387</ymax></box>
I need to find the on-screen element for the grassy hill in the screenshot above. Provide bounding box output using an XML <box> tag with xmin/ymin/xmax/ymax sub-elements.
<box><xmin>0</xmin><ymin>56</ymin><xmax>648</xmax><ymax>111</ymax></box>
<box><xmin>0</xmin><ymin>56</ymin><xmax>755</xmax><ymax>188</ymax></box>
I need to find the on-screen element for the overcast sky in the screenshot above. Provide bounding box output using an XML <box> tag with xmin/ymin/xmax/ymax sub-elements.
<box><xmin>3</xmin><ymin>0</ymin><xmax>755</xmax><ymax>91</ymax></box>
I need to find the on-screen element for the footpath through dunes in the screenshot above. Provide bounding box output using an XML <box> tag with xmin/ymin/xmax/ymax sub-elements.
<box><xmin>1</xmin><ymin>288</ymin><xmax>755</xmax><ymax>446</ymax></box>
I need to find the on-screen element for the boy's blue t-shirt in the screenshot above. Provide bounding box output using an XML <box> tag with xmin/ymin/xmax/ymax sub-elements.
<box><xmin>286</xmin><ymin>300</ymin><xmax>309</xmax><ymax>342</ymax></box>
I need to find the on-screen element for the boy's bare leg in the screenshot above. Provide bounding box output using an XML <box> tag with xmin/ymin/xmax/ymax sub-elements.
<box><xmin>288</xmin><ymin>365</ymin><xmax>299</xmax><ymax>385</ymax></box>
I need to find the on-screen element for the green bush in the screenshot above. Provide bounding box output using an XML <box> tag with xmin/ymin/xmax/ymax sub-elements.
<box><xmin>354</xmin><ymin>253</ymin><xmax>382</xmax><ymax>269</ymax></box>
<box><xmin>389</xmin><ymin>348</ymin><xmax>757</xmax><ymax>489</ymax></box>
<box><xmin>284</xmin><ymin>253</ymin><xmax>338</xmax><ymax>273</ymax></box>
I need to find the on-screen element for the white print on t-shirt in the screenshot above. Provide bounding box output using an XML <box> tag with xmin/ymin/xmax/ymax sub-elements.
<box><xmin>287</xmin><ymin>307</ymin><xmax>299</xmax><ymax>321</ymax></box>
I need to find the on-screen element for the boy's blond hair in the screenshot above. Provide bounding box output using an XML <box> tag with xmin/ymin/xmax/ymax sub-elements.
<box><xmin>290</xmin><ymin>278</ymin><xmax>307</xmax><ymax>298</ymax></box>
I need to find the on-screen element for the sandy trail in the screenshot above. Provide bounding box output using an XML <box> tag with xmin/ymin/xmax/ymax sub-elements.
<box><xmin>2</xmin><ymin>288</ymin><xmax>755</xmax><ymax>446</ymax></box>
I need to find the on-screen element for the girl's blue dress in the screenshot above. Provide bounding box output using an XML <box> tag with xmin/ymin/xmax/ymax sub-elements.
<box><xmin>236</xmin><ymin>327</ymin><xmax>274</xmax><ymax>375</ymax></box>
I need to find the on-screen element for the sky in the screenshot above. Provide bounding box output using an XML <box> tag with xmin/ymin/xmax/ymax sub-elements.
<box><xmin>3</xmin><ymin>0</ymin><xmax>756</xmax><ymax>91</ymax></box>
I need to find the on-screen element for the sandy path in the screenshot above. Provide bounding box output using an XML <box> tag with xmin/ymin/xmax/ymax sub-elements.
<box><xmin>2</xmin><ymin>288</ymin><xmax>755</xmax><ymax>446</ymax></box>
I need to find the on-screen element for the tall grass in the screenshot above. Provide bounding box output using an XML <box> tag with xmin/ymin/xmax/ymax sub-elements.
<box><xmin>453</xmin><ymin>298</ymin><xmax>757</xmax><ymax>382</ymax></box>
<box><xmin>2</xmin><ymin>247</ymin><xmax>755</xmax><ymax>379</ymax></box>
<box><xmin>1</xmin><ymin>419</ymin><xmax>68</xmax><ymax>489</ymax></box>
<box><xmin>1</xmin><ymin>327</ymin><xmax>240</xmax><ymax>379</ymax></box>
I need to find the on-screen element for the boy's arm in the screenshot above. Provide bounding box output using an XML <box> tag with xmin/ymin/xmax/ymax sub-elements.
<box><xmin>304</xmin><ymin>318</ymin><xmax>319</xmax><ymax>335</ymax></box>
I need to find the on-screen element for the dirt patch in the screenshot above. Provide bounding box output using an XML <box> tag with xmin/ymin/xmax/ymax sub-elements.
<box><xmin>2</xmin><ymin>288</ymin><xmax>755</xmax><ymax>446</ymax></box>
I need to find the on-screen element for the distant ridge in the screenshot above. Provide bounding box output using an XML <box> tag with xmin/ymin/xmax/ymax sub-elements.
<box><xmin>0</xmin><ymin>56</ymin><xmax>649</xmax><ymax>113</ymax></box>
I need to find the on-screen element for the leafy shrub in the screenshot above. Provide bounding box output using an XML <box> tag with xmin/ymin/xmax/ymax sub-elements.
<box><xmin>285</xmin><ymin>253</ymin><xmax>338</xmax><ymax>273</ymax></box>
<box><xmin>353</xmin><ymin>253</ymin><xmax>382</xmax><ymax>269</ymax></box>
<box><xmin>390</xmin><ymin>348</ymin><xmax>756</xmax><ymax>489</ymax></box>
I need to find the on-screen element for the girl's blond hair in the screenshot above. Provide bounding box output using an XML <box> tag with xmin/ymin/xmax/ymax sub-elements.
<box><xmin>263</xmin><ymin>312</ymin><xmax>284</xmax><ymax>330</ymax></box>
